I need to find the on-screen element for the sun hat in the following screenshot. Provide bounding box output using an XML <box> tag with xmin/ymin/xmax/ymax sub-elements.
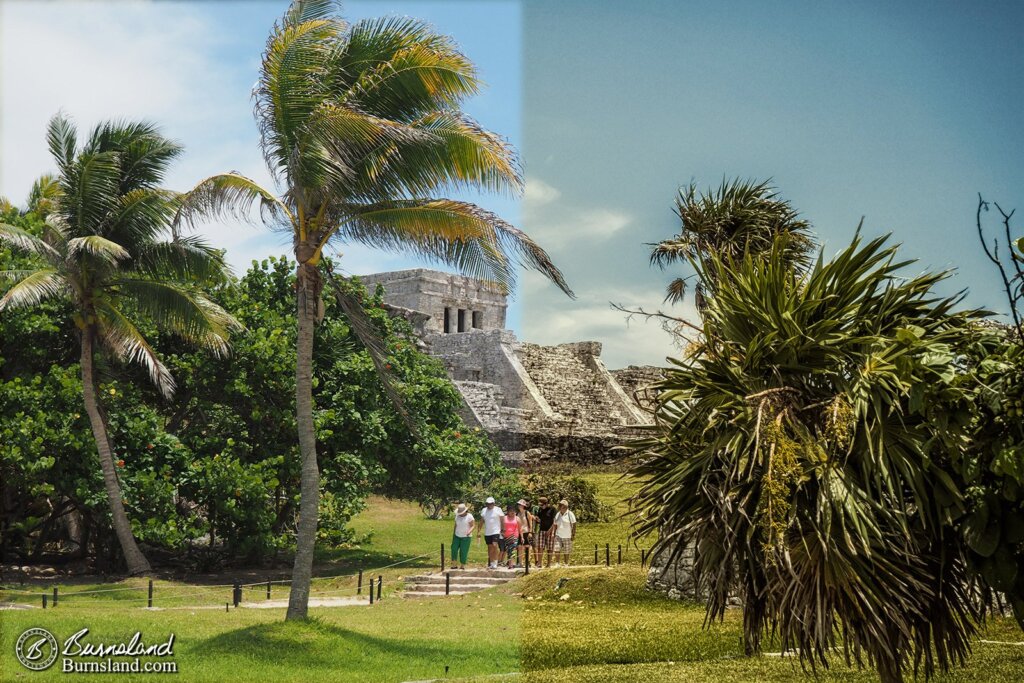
<box><xmin>485</xmin><ymin>496</ymin><xmax>495</xmax><ymax>504</ymax></box>
<box><xmin>456</xmin><ymin>503</ymin><xmax>467</xmax><ymax>514</ymax></box>
<box><xmin>559</xmin><ymin>499</ymin><xmax>569</xmax><ymax>507</ymax></box>
<box><xmin>517</xmin><ymin>499</ymin><xmax>527</xmax><ymax>507</ymax></box>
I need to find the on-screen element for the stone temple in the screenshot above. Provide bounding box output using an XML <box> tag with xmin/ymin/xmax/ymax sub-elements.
<box><xmin>359</xmin><ymin>269</ymin><xmax>662</xmax><ymax>465</ymax></box>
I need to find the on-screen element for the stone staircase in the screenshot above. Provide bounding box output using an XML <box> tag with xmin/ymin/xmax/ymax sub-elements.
<box><xmin>402</xmin><ymin>567</ymin><xmax>524</xmax><ymax>597</ymax></box>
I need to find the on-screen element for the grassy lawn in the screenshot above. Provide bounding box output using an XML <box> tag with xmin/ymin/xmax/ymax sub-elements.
<box><xmin>519</xmin><ymin>564</ymin><xmax>1024</xmax><ymax>682</ymax></box>
<box><xmin>0</xmin><ymin>589</ymin><xmax>518</xmax><ymax>682</ymax></box>
<box><xmin>5</xmin><ymin>472</ymin><xmax>1024</xmax><ymax>682</ymax></box>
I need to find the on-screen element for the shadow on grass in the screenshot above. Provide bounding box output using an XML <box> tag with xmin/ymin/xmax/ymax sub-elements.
<box><xmin>191</xmin><ymin>617</ymin><xmax>457</xmax><ymax>671</ymax></box>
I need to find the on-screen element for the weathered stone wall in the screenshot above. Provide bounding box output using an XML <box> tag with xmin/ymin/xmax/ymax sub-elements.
<box><xmin>366</xmin><ymin>268</ymin><xmax>655</xmax><ymax>465</ymax></box>
<box><xmin>611</xmin><ymin>365</ymin><xmax>665</xmax><ymax>414</ymax></box>
<box><xmin>646</xmin><ymin>544</ymin><xmax>696</xmax><ymax>600</ymax></box>
<box><xmin>360</xmin><ymin>269</ymin><xmax>507</xmax><ymax>334</ymax></box>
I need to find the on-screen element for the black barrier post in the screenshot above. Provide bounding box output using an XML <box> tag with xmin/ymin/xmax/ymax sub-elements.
<box><xmin>357</xmin><ymin>569</ymin><xmax>363</xmax><ymax>595</ymax></box>
<box><xmin>369</xmin><ymin>578</ymin><xmax>375</xmax><ymax>604</ymax></box>
<box><xmin>266</xmin><ymin>580</ymin><xmax>272</xmax><ymax>600</ymax></box>
<box><xmin>524</xmin><ymin>546</ymin><xmax>530</xmax><ymax>575</ymax></box>
<box><xmin>445</xmin><ymin>572</ymin><xmax>450</xmax><ymax>595</ymax></box>
<box><xmin>641</xmin><ymin>548</ymin><xmax>647</xmax><ymax>568</ymax></box>
<box><xmin>42</xmin><ymin>593</ymin><xmax>47</xmax><ymax>609</ymax></box>
<box><xmin>441</xmin><ymin>543</ymin><xmax>445</xmax><ymax>572</ymax></box>
<box><xmin>594</xmin><ymin>544</ymin><xmax>598</xmax><ymax>564</ymax></box>
<box><xmin>618</xmin><ymin>545</ymin><xmax>622</xmax><ymax>565</ymax></box>
<box><xmin>377</xmin><ymin>575</ymin><xmax>382</xmax><ymax>601</ymax></box>
<box><xmin>232</xmin><ymin>582</ymin><xmax>241</xmax><ymax>607</ymax></box>
<box><xmin>148</xmin><ymin>579</ymin><xmax>153</xmax><ymax>608</ymax></box>
<box><xmin>53</xmin><ymin>586</ymin><xmax>58</xmax><ymax>607</ymax></box>
<box><xmin>605</xmin><ymin>543</ymin><xmax>610</xmax><ymax>566</ymax></box>
<box><xmin>226</xmin><ymin>602</ymin><xmax>229</xmax><ymax>612</ymax></box>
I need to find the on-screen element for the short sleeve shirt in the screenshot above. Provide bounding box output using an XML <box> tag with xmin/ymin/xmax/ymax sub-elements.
<box><xmin>454</xmin><ymin>512</ymin><xmax>474</xmax><ymax>538</ymax></box>
<box><xmin>480</xmin><ymin>506</ymin><xmax>504</xmax><ymax>535</ymax></box>
<box><xmin>553</xmin><ymin>510</ymin><xmax>576</xmax><ymax>538</ymax></box>
<box><xmin>537</xmin><ymin>507</ymin><xmax>557</xmax><ymax>532</ymax></box>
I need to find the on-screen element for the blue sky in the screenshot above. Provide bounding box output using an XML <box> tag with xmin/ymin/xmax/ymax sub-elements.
<box><xmin>2</xmin><ymin>1</ymin><xmax>1021</xmax><ymax>368</ymax></box>
<box><xmin>519</xmin><ymin>0</ymin><xmax>1024</xmax><ymax>366</ymax></box>
<box><xmin>0</xmin><ymin>0</ymin><xmax>524</xmax><ymax>327</ymax></box>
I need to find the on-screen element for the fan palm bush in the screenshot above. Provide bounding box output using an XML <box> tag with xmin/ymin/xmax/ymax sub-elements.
<box><xmin>631</xmin><ymin>234</ymin><xmax>990</xmax><ymax>682</ymax></box>
<box><xmin>177</xmin><ymin>0</ymin><xmax>571</xmax><ymax>619</ymax></box>
<box><xmin>0</xmin><ymin>115</ymin><xmax>238</xmax><ymax>574</ymax></box>
<box><xmin>651</xmin><ymin>179</ymin><xmax>815</xmax><ymax>308</ymax></box>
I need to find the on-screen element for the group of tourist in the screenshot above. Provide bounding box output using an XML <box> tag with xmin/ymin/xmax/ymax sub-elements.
<box><xmin>449</xmin><ymin>496</ymin><xmax>577</xmax><ymax>569</ymax></box>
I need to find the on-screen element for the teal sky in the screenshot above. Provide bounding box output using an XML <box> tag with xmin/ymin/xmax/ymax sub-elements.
<box><xmin>2</xmin><ymin>1</ymin><xmax>1022</xmax><ymax>368</ymax></box>
<box><xmin>519</xmin><ymin>0</ymin><xmax>1024</xmax><ymax>367</ymax></box>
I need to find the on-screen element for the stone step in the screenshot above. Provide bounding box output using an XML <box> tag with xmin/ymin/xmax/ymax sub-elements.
<box><xmin>404</xmin><ymin>582</ymin><xmax>501</xmax><ymax>593</ymax></box>
<box><xmin>405</xmin><ymin>575</ymin><xmax>509</xmax><ymax>586</ymax></box>
<box><xmin>428</xmin><ymin>568</ymin><xmax>523</xmax><ymax>579</ymax></box>
<box><xmin>402</xmin><ymin>590</ymin><xmax>480</xmax><ymax>597</ymax></box>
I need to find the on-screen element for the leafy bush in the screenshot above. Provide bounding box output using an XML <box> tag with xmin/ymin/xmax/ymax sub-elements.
<box><xmin>523</xmin><ymin>474</ymin><xmax>611</xmax><ymax>523</ymax></box>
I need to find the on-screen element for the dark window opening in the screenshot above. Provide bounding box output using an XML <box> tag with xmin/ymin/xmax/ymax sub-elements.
<box><xmin>472</xmin><ymin>311</ymin><xmax>483</xmax><ymax>329</ymax></box>
<box><xmin>443</xmin><ymin>308</ymin><xmax>451</xmax><ymax>333</ymax></box>
<box><xmin>457</xmin><ymin>309</ymin><xmax>466</xmax><ymax>332</ymax></box>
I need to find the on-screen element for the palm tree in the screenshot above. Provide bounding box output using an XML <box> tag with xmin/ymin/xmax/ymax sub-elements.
<box><xmin>177</xmin><ymin>0</ymin><xmax>572</xmax><ymax>619</ymax></box>
<box><xmin>0</xmin><ymin>115</ymin><xmax>238</xmax><ymax>575</ymax></box>
<box><xmin>630</xmin><ymin>234</ymin><xmax>987</xmax><ymax>682</ymax></box>
<box><xmin>26</xmin><ymin>173</ymin><xmax>63</xmax><ymax>219</ymax></box>
<box><xmin>650</xmin><ymin>178</ymin><xmax>815</xmax><ymax>308</ymax></box>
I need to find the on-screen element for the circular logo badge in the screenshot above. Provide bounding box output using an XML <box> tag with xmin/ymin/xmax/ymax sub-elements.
<box><xmin>16</xmin><ymin>628</ymin><xmax>59</xmax><ymax>671</ymax></box>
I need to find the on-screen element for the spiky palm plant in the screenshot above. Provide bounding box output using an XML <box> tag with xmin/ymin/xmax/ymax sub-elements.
<box><xmin>26</xmin><ymin>173</ymin><xmax>63</xmax><ymax>218</ymax></box>
<box><xmin>176</xmin><ymin>0</ymin><xmax>571</xmax><ymax>619</ymax></box>
<box><xmin>631</xmin><ymin>234</ymin><xmax>988</xmax><ymax>682</ymax></box>
<box><xmin>0</xmin><ymin>115</ymin><xmax>238</xmax><ymax>575</ymax></box>
<box><xmin>651</xmin><ymin>178</ymin><xmax>815</xmax><ymax>308</ymax></box>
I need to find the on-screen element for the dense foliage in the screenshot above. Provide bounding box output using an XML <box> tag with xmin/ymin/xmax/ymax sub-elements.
<box><xmin>0</xmin><ymin>224</ymin><xmax>504</xmax><ymax>568</ymax></box>
<box><xmin>630</xmin><ymin>233</ymin><xmax>1021</xmax><ymax>683</ymax></box>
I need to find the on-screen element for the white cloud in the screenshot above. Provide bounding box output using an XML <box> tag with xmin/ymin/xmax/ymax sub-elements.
<box><xmin>524</xmin><ymin>176</ymin><xmax>561</xmax><ymax>207</ymax></box>
<box><xmin>0</xmin><ymin>0</ymin><xmax>275</xmax><ymax>272</ymax></box>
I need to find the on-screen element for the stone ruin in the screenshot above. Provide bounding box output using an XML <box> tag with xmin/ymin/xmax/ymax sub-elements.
<box><xmin>359</xmin><ymin>268</ymin><xmax>664</xmax><ymax>465</ymax></box>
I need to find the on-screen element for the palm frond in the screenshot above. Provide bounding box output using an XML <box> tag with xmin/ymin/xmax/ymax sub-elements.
<box><xmin>132</xmin><ymin>235</ymin><xmax>232</xmax><ymax>285</ymax></box>
<box><xmin>114</xmin><ymin>278</ymin><xmax>240</xmax><ymax>356</ymax></box>
<box><xmin>173</xmin><ymin>173</ymin><xmax>291</xmax><ymax>233</ymax></box>
<box><xmin>94</xmin><ymin>301</ymin><xmax>176</xmax><ymax>397</ymax></box>
<box><xmin>0</xmin><ymin>269</ymin><xmax>68</xmax><ymax>311</ymax></box>
<box><xmin>323</xmin><ymin>264</ymin><xmax>417</xmax><ymax>436</ymax></box>
<box><xmin>46</xmin><ymin>114</ymin><xmax>78</xmax><ymax>176</ymax></box>
<box><xmin>0</xmin><ymin>222</ymin><xmax>61</xmax><ymax>262</ymax></box>
<box><xmin>337</xmin><ymin>198</ymin><xmax>573</xmax><ymax>297</ymax></box>
<box><xmin>67</xmin><ymin>235</ymin><xmax>130</xmax><ymax>265</ymax></box>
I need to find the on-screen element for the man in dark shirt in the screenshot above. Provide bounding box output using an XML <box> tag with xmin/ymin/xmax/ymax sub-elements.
<box><xmin>535</xmin><ymin>497</ymin><xmax>557</xmax><ymax>568</ymax></box>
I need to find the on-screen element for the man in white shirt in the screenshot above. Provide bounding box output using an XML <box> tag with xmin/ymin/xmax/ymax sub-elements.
<box><xmin>553</xmin><ymin>499</ymin><xmax>577</xmax><ymax>565</ymax></box>
<box><xmin>476</xmin><ymin>496</ymin><xmax>505</xmax><ymax>568</ymax></box>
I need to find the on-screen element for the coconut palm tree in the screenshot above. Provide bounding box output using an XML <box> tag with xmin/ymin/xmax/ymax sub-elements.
<box><xmin>650</xmin><ymin>178</ymin><xmax>815</xmax><ymax>308</ymax></box>
<box><xmin>26</xmin><ymin>173</ymin><xmax>63</xmax><ymax>219</ymax></box>
<box><xmin>176</xmin><ymin>0</ymin><xmax>572</xmax><ymax>619</ymax></box>
<box><xmin>0</xmin><ymin>115</ymin><xmax>238</xmax><ymax>575</ymax></box>
<box><xmin>631</xmin><ymin>234</ymin><xmax>988</xmax><ymax>682</ymax></box>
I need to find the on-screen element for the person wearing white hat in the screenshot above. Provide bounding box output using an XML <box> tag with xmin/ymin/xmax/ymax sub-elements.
<box><xmin>477</xmin><ymin>496</ymin><xmax>504</xmax><ymax>568</ymax></box>
<box><xmin>553</xmin><ymin>499</ymin><xmax>577</xmax><ymax>565</ymax></box>
<box><xmin>450</xmin><ymin>503</ymin><xmax>475</xmax><ymax>569</ymax></box>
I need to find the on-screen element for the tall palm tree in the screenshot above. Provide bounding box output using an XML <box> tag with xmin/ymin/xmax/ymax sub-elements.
<box><xmin>650</xmin><ymin>178</ymin><xmax>815</xmax><ymax>308</ymax></box>
<box><xmin>0</xmin><ymin>115</ymin><xmax>238</xmax><ymax>575</ymax></box>
<box><xmin>177</xmin><ymin>0</ymin><xmax>572</xmax><ymax>619</ymax></box>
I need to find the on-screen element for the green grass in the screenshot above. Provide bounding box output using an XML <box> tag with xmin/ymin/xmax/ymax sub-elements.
<box><xmin>519</xmin><ymin>564</ymin><xmax>1024</xmax><ymax>682</ymax></box>
<box><xmin>5</xmin><ymin>472</ymin><xmax>1024</xmax><ymax>682</ymax></box>
<box><xmin>0</xmin><ymin>588</ymin><xmax>518</xmax><ymax>682</ymax></box>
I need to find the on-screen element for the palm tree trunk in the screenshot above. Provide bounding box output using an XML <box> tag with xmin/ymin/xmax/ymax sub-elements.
<box><xmin>286</xmin><ymin>261</ymin><xmax>322</xmax><ymax>620</ymax></box>
<box><xmin>80</xmin><ymin>328</ymin><xmax>151</xmax><ymax>575</ymax></box>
